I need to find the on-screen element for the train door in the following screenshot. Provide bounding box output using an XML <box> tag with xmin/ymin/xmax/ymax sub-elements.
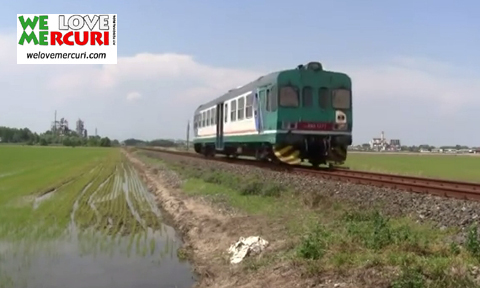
<box><xmin>215</xmin><ymin>102</ymin><xmax>224</xmax><ymax>150</ymax></box>
<box><xmin>254</xmin><ymin>90</ymin><xmax>264</xmax><ymax>133</ymax></box>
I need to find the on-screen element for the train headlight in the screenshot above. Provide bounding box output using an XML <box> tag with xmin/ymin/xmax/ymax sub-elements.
<box><xmin>335</xmin><ymin>111</ymin><xmax>347</xmax><ymax>124</ymax></box>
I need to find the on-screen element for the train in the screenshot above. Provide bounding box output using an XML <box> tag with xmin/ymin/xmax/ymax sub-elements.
<box><xmin>191</xmin><ymin>61</ymin><xmax>352</xmax><ymax>167</ymax></box>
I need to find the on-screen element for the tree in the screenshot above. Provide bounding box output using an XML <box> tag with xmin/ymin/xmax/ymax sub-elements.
<box><xmin>100</xmin><ymin>137</ymin><xmax>111</xmax><ymax>147</ymax></box>
<box><xmin>123</xmin><ymin>138</ymin><xmax>146</xmax><ymax>146</ymax></box>
<box><xmin>0</xmin><ymin>126</ymin><xmax>117</xmax><ymax>148</ymax></box>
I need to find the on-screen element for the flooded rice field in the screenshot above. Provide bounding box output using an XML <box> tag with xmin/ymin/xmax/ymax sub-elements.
<box><xmin>0</xmin><ymin>159</ymin><xmax>195</xmax><ymax>288</ymax></box>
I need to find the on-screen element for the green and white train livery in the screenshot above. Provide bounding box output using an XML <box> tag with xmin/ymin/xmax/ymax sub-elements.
<box><xmin>192</xmin><ymin>61</ymin><xmax>353</xmax><ymax>166</ymax></box>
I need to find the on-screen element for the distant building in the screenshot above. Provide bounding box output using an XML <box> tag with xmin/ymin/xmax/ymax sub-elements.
<box><xmin>390</xmin><ymin>139</ymin><xmax>401</xmax><ymax>147</ymax></box>
<box><xmin>369</xmin><ymin>131</ymin><xmax>402</xmax><ymax>151</ymax></box>
<box><xmin>76</xmin><ymin>119</ymin><xmax>86</xmax><ymax>138</ymax></box>
<box><xmin>51</xmin><ymin>117</ymin><xmax>69</xmax><ymax>136</ymax></box>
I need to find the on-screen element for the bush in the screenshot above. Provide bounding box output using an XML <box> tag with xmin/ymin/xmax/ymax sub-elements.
<box><xmin>239</xmin><ymin>179</ymin><xmax>265</xmax><ymax>196</ymax></box>
<box><xmin>260</xmin><ymin>183</ymin><xmax>284</xmax><ymax>197</ymax></box>
<box><xmin>466</xmin><ymin>223</ymin><xmax>480</xmax><ymax>259</ymax></box>
<box><xmin>391</xmin><ymin>266</ymin><xmax>425</xmax><ymax>288</ymax></box>
<box><xmin>344</xmin><ymin>210</ymin><xmax>407</xmax><ymax>250</ymax></box>
<box><xmin>297</xmin><ymin>224</ymin><xmax>330</xmax><ymax>260</ymax></box>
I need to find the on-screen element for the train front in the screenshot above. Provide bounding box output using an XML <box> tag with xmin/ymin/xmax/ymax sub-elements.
<box><xmin>272</xmin><ymin>62</ymin><xmax>352</xmax><ymax>167</ymax></box>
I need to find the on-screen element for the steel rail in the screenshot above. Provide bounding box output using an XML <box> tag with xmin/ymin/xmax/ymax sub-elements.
<box><xmin>136</xmin><ymin>147</ymin><xmax>480</xmax><ymax>201</ymax></box>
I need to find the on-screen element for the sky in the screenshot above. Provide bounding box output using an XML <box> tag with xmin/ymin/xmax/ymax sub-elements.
<box><xmin>1</xmin><ymin>0</ymin><xmax>479</xmax><ymax>146</ymax></box>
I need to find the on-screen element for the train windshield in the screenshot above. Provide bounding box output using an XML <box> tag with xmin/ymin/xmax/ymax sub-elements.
<box><xmin>332</xmin><ymin>89</ymin><xmax>351</xmax><ymax>109</ymax></box>
<box><xmin>279</xmin><ymin>86</ymin><xmax>299</xmax><ymax>107</ymax></box>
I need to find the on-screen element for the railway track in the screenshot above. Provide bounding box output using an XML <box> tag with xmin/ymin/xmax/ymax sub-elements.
<box><xmin>137</xmin><ymin>147</ymin><xmax>480</xmax><ymax>202</ymax></box>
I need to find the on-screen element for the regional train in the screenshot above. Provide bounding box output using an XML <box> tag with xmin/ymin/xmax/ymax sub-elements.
<box><xmin>192</xmin><ymin>61</ymin><xmax>352</xmax><ymax>167</ymax></box>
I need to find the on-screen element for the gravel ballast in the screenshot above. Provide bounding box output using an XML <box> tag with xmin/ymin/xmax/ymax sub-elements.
<box><xmin>143</xmin><ymin>151</ymin><xmax>480</xmax><ymax>242</ymax></box>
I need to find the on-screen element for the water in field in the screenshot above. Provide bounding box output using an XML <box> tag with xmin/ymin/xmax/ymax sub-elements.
<box><xmin>0</xmin><ymin>163</ymin><xmax>196</xmax><ymax>288</ymax></box>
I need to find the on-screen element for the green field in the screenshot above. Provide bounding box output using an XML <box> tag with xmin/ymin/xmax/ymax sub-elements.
<box><xmin>0</xmin><ymin>145</ymin><xmax>160</xmax><ymax>239</ymax></box>
<box><xmin>0</xmin><ymin>145</ymin><xmax>187</xmax><ymax>287</ymax></box>
<box><xmin>344</xmin><ymin>153</ymin><xmax>480</xmax><ymax>182</ymax></box>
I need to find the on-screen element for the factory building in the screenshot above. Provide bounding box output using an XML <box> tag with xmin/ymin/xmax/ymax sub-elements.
<box><xmin>76</xmin><ymin>119</ymin><xmax>87</xmax><ymax>138</ymax></box>
<box><xmin>369</xmin><ymin>131</ymin><xmax>401</xmax><ymax>151</ymax></box>
<box><xmin>51</xmin><ymin>117</ymin><xmax>69</xmax><ymax>136</ymax></box>
<box><xmin>50</xmin><ymin>111</ymin><xmax>89</xmax><ymax>138</ymax></box>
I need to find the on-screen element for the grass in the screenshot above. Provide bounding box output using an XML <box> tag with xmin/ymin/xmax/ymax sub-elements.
<box><xmin>343</xmin><ymin>153</ymin><xmax>480</xmax><ymax>182</ymax></box>
<box><xmin>0</xmin><ymin>146</ymin><xmax>177</xmax><ymax>286</ymax></box>
<box><xmin>0</xmin><ymin>146</ymin><xmax>114</xmax><ymax>240</ymax></box>
<box><xmin>139</xmin><ymin>150</ymin><xmax>480</xmax><ymax>287</ymax></box>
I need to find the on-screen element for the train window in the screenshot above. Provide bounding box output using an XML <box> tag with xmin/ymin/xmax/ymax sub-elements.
<box><xmin>332</xmin><ymin>89</ymin><xmax>351</xmax><ymax>109</ymax></box>
<box><xmin>246</xmin><ymin>94</ymin><xmax>253</xmax><ymax>118</ymax></box>
<box><xmin>212</xmin><ymin>107</ymin><xmax>216</xmax><ymax>125</ymax></box>
<box><xmin>259</xmin><ymin>90</ymin><xmax>267</xmax><ymax>111</ymax></box>
<box><xmin>194</xmin><ymin>115</ymin><xmax>197</xmax><ymax>129</ymax></box>
<box><xmin>265</xmin><ymin>90</ymin><xmax>270</xmax><ymax>111</ymax></box>
<box><xmin>224</xmin><ymin>104</ymin><xmax>228</xmax><ymax>123</ymax></box>
<box><xmin>238</xmin><ymin>97</ymin><xmax>245</xmax><ymax>120</ymax></box>
<box><xmin>202</xmin><ymin>112</ymin><xmax>205</xmax><ymax>127</ymax></box>
<box><xmin>279</xmin><ymin>86</ymin><xmax>299</xmax><ymax>107</ymax></box>
<box><xmin>207</xmin><ymin>110</ymin><xmax>211</xmax><ymax>126</ymax></box>
<box><xmin>270</xmin><ymin>86</ymin><xmax>278</xmax><ymax>111</ymax></box>
<box><xmin>319</xmin><ymin>87</ymin><xmax>329</xmax><ymax>109</ymax></box>
<box><xmin>230</xmin><ymin>100</ymin><xmax>237</xmax><ymax>121</ymax></box>
<box><xmin>303</xmin><ymin>86</ymin><xmax>313</xmax><ymax>107</ymax></box>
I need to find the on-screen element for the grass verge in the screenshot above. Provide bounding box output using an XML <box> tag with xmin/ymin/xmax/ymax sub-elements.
<box><xmin>139</xmin><ymin>151</ymin><xmax>480</xmax><ymax>287</ymax></box>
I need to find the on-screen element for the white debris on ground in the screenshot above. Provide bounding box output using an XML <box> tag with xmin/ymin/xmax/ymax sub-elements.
<box><xmin>227</xmin><ymin>236</ymin><xmax>269</xmax><ymax>264</ymax></box>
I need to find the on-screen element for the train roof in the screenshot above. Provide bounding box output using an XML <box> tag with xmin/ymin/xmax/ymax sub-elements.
<box><xmin>194</xmin><ymin>61</ymin><xmax>350</xmax><ymax>113</ymax></box>
<box><xmin>194</xmin><ymin>71</ymin><xmax>280</xmax><ymax>113</ymax></box>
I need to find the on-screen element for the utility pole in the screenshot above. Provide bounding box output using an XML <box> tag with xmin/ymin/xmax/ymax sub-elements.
<box><xmin>186</xmin><ymin>120</ymin><xmax>190</xmax><ymax>151</ymax></box>
<box><xmin>54</xmin><ymin>110</ymin><xmax>57</xmax><ymax>135</ymax></box>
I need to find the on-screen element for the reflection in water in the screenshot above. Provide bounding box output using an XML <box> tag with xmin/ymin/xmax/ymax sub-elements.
<box><xmin>0</xmin><ymin>164</ymin><xmax>196</xmax><ymax>288</ymax></box>
<box><xmin>0</xmin><ymin>229</ymin><xmax>194</xmax><ymax>288</ymax></box>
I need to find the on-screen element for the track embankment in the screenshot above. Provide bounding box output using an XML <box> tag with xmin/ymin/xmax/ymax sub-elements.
<box><xmin>126</xmin><ymin>147</ymin><xmax>480</xmax><ymax>288</ymax></box>
<box><xmin>125</xmin><ymin>150</ymin><xmax>304</xmax><ymax>288</ymax></box>
<box><xmin>140</xmin><ymin>147</ymin><xmax>480</xmax><ymax>202</ymax></box>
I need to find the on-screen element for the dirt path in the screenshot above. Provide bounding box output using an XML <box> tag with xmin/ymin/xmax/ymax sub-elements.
<box><xmin>124</xmin><ymin>150</ymin><xmax>311</xmax><ymax>288</ymax></box>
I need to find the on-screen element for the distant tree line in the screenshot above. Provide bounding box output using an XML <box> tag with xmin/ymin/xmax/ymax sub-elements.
<box><xmin>357</xmin><ymin>143</ymin><xmax>476</xmax><ymax>152</ymax></box>
<box><xmin>0</xmin><ymin>126</ymin><xmax>120</xmax><ymax>147</ymax></box>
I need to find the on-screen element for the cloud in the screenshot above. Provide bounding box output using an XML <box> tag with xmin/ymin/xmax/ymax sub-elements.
<box><xmin>0</xmin><ymin>32</ymin><xmax>479</xmax><ymax>145</ymax></box>
<box><xmin>337</xmin><ymin>56</ymin><xmax>480</xmax><ymax>114</ymax></box>
<box><xmin>0</xmin><ymin>32</ymin><xmax>263</xmax><ymax>140</ymax></box>
<box><xmin>126</xmin><ymin>92</ymin><xmax>141</xmax><ymax>101</ymax></box>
